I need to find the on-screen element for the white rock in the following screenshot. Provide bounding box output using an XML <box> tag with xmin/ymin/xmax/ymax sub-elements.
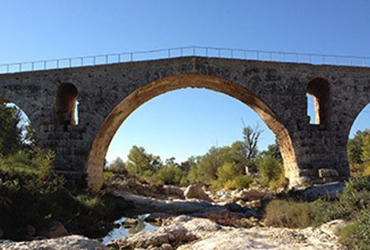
<box><xmin>0</xmin><ymin>235</ymin><xmax>107</xmax><ymax>250</ymax></box>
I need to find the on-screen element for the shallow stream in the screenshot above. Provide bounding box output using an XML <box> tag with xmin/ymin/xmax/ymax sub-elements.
<box><xmin>101</xmin><ymin>214</ymin><xmax>159</xmax><ymax>244</ymax></box>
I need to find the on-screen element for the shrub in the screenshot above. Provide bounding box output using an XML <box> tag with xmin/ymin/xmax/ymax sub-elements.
<box><xmin>257</xmin><ymin>155</ymin><xmax>283</xmax><ymax>186</ymax></box>
<box><xmin>339</xmin><ymin>177</ymin><xmax>370</xmax><ymax>214</ymax></box>
<box><xmin>264</xmin><ymin>199</ymin><xmax>317</xmax><ymax>228</ymax></box>
<box><xmin>339</xmin><ymin>210</ymin><xmax>370</xmax><ymax>250</ymax></box>
<box><xmin>0</xmin><ymin>149</ymin><xmax>130</xmax><ymax>241</ymax></box>
<box><xmin>224</xmin><ymin>175</ymin><xmax>253</xmax><ymax>190</ymax></box>
<box><xmin>103</xmin><ymin>171</ymin><xmax>115</xmax><ymax>181</ymax></box>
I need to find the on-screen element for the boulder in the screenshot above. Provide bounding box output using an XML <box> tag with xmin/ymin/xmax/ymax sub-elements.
<box><xmin>163</xmin><ymin>185</ymin><xmax>184</xmax><ymax>199</ymax></box>
<box><xmin>318</xmin><ymin>168</ymin><xmax>339</xmax><ymax>178</ymax></box>
<box><xmin>184</xmin><ymin>184</ymin><xmax>212</xmax><ymax>202</ymax></box>
<box><xmin>161</xmin><ymin>243</ymin><xmax>173</xmax><ymax>250</ymax></box>
<box><xmin>300</xmin><ymin>182</ymin><xmax>345</xmax><ymax>201</ymax></box>
<box><xmin>37</xmin><ymin>221</ymin><xmax>68</xmax><ymax>239</ymax></box>
<box><xmin>25</xmin><ymin>224</ymin><xmax>36</xmax><ymax>237</ymax></box>
<box><xmin>234</xmin><ymin>189</ymin><xmax>265</xmax><ymax>202</ymax></box>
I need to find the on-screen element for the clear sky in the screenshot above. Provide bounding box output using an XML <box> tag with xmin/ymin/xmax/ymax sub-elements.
<box><xmin>1</xmin><ymin>1</ymin><xmax>370</xmax><ymax>163</ymax></box>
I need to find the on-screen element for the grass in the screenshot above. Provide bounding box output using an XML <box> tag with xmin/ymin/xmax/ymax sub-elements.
<box><xmin>262</xmin><ymin>177</ymin><xmax>370</xmax><ymax>249</ymax></box>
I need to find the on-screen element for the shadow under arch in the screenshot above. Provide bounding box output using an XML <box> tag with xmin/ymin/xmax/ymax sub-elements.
<box><xmin>87</xmin><ymin>73</ymin><xmax>297</xmax><ymax>190</ymax></box>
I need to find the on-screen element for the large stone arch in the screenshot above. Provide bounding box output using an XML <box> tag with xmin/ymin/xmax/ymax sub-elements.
<box><xmin>86</xmin><ymin>73</ymin><xmax>297</xmax><ymax>190</ymax></box>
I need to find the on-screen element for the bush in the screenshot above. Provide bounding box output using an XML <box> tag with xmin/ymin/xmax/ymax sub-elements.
<box><xmin>339</xmin><ymin>210</ymin><xmax>370</xmax><ymax>250</ymax></box>
<box><xmin>0</xmin><ymin>149</ymin><xmax>130</xmax><ymax>241</ymax></box>
<box><xmin>223</xmin><ymin>175</ymin><xmax>253</xmax><ymax>190</ymax></box>
<box><xmin>257</xmin><ymin>155</ymin><xmax>283</xmax><ymax>186</ymax></box>
<box><xmin>103</xmin><ymin>171</ymin><xmax>115</xmax><ymax>181</ymax></box>
<box><xmin>264</xmin><ymin>200</ymin><xmax>317</xmax><ymax>228</ymax></box>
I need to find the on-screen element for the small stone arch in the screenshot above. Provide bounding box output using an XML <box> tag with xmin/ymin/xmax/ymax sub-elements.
<box><xmin>307</xmin><ymin>78</ymin><xmax>331</xmax><ymax>125</ymax></box>
<box><xmin>55</xmin><ymin>83</ymin><xmax>78</xmax><ymax>128</ymax></box>
<box><xmin>86</xmin><ymin>73</ymin><xmax>297</xmax><ymax>190</ymax></box>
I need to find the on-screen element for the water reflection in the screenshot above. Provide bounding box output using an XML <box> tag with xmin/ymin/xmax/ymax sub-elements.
<box><xmin>102</xmin><ymin>214</ymin><xmax>159</xmax><ymax>244</ymax></box>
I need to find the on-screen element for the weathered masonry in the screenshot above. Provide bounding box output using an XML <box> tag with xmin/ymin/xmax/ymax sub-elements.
<box><xmin>0</xmin><ymin>56</ymin><xmax>369</xmax><ymax>190</ymax></box>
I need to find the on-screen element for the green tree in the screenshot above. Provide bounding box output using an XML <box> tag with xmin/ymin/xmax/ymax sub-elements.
<box><xmin>361</xmin><ymin>132</ymin><xmax>370</xmax><ymax>165</ymax></box>
<box><xmin>258</xmin><ymin>154</ymin><xmax>283</xmax><ymax>185</ymax></box>
<box><xmin>232</xmin><ymin>124</ymin><xmax>263</xmax><ymax>173</ymax></box>
<box><xmin>108</xmin><ymin>157</ymin><xmax>127</xmax><ymax>174</ymax></box>
<box><xmin>187</xmin><ymin>146</ymin><xmax>232</xmax><ymax>185</ymax></box>
<box><xmin>261</xmin><ymin>139</ymin><xmax>282</xmax><ymax>161</ymax></box>
<box><xmin>126</xmin><ymin>146</ymin><xmax>162</xmax><ymax>178</ymax></box>
<box><xmin>348</xmin><ymin>130</ymin><xmax>367</xmax><ymax>165</ymax></box>
<box><xmin>0</xmin><ymin>104</ymin><xmax>23</xmax><ymax>156</ymax></box>
<box><xmin>154</xmin><ymin>158</ymin><xmax>183</xmax><ymax>185</ymax></box>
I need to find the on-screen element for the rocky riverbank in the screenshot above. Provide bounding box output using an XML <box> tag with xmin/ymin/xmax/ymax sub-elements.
<box><xmin>0</xmin><ymin>178</ymin><xmax>349</xmax><ymax>249</ymax></box>
<box><xmin>0</xmin><ymin>216</ymin><xmax>346</xmax><ymax>250</ymax></box>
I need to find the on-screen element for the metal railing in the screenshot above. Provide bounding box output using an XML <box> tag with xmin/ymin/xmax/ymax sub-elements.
<box><xmin>1</xmin><ymin>46</ymin><xmax>370</xmax><ymax>74</ymax></box>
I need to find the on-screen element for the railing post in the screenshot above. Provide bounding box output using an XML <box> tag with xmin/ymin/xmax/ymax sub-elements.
<box><xmin>193</xmin><ymin>47</ymin><xmax>195</xmax><ymax>55</ymax></box>
<box><xmin>257</xmin><ymin>51</ymin><xmax>259</xmax><ymax>60</ymax></box>
<box><xmin>44</xmin><ymin>61</ymin><xmax>47</xmax><ymax>69</ymax></box>
<box><xmin>19</xmin><ymin>63</ymin><xmax>22</xmax><ymax>72</ymax></box>
<box><xmin>130</xmin><ymin>53</ymin><xmax>133</xmax><ymax>61</ymax></box>
<box><xmin>180</xmin><ymin>48</ymin><xmax>183</xmax><ymax>57</ymax></box>
<box><xmin>168</xmin><ymin>49</ymin><xmax>171</xmax><ymax>58</ymax></box>
<box><xmin>69</xmin><ymin>59</ymin><xmax>72</xmax><ymax>67</ymax></box>
<box><xmin>31</xmin><ymin>62</ymin><xmax>34</xmax><ymax>70</ymax></box>
<box><xmin>57</xmin><ymin>60</ymin><xmax>59</xmax><ymax>68</ymax></box>
<box><xmin>6</xmin><ymin>65</ymin><xmax>9</xmax><ymax>73</ymax></box>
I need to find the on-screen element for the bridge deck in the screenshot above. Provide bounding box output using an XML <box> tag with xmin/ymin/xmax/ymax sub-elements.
<box><xmin>1</xmin><ymin>46</ymin><xmax>370</xmax><ymax>75</ymax></box>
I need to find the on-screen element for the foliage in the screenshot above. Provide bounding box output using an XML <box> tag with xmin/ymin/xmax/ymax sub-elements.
<box><xmin>338</xmin><ymin>210</ymin><xmax>370</xmax><ymax>250</ymax></box>
<box><xmin>108</xmin><ymin>124</ymin><xmax>285</xmax><ymax>191</ymax></box>
<box><xmin>153</xmin><ymin>163</ymin><xmax>183</xmax><ymax>185</ymax></box>
<box><xmin>107</xmin><ymin>157</ymin><xmax>127</xmax><ymax>175</ymax></box>
<box><xmin>126</xmin><ymin>146</ymin><xmax>162</xmax><ymax>178</ymax></box>
<box><xmin>264</xmin><ymin>200</ymin><xmax>316</xmax><ymax>228</ymax></box>
<box><xmin>0</xmin><ymin>104</ymin><xmax>23</xmax><ymax>156</ymax></box>
<box><xmin>264</xmin><ymin>177</ymin><xmax>370</xmax><ymax>232</ymax></box>
<box><xmin>257</xmin><ymin>154</ymin><xmax>284</xmax><ymax>186</ymax></box>
<box><xmin>0</xmin><ymin>149</ymin><xmax>131</xmax><ymax>241</ymax></box>
<box><xmin>348</xmin><ymin>130</ymin><xmax>367</xmax><ymax>165</ymax></box>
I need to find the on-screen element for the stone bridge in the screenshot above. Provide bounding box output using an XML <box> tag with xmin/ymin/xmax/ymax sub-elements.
<box><xmin>1</xmin><ymin>56</ymin><xmax>369</xmax><ymax>190</ymax></box>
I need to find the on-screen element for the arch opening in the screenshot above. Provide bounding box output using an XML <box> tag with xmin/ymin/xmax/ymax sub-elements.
<box><xmin>307</xmin><ymin>78</ymin><xmax>331</xmax><ymax>125</ymax></box>
<box><xmin>87</xmin><ymin>74</ymin><xmax>297</xmax><ymax>190</ymax></box>
<box><xmin>347</xmin><ymin>102</ymin><xmax>370</xmax><ymax>177</ymax></box>
<box><xmin>0</xmin><ymin>97</ymin><xmax>35</xmax><ymax>156</ymax></box>
<box><xmin>55</xmin><ymin>83</ymin><xmax>79</xmax><ymax>130</ymax></box>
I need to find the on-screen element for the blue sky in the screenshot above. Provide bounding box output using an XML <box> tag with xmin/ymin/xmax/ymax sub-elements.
<box><xmin>1</xmin><ymin>1</ymin><xmax>370</xmax><ymax>162</ymax></box>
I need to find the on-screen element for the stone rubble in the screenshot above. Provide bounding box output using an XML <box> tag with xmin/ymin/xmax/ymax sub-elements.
<box><xmin>107</xmin><ymin>216</ymin><xmax>346</xmax><ymax>250</ymax></box>
<box><xmin>0</xmin><ymin>235</ymin><xmax>107</xmax><ymax>250</ymax></box>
